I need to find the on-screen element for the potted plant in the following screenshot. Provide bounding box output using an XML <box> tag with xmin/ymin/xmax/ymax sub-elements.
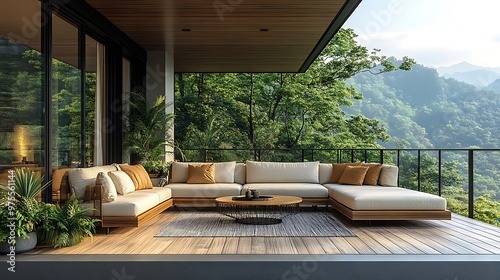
<box><xmin>142</xmin><ymin>160</ymin><xmax>171</xmax><ymax>178</ymax></box>
<box><xmin>37</xmin><ymin>195</ymin><xmax>99</xmax><ymax>248</ymax></box>
<box><xmin>0</xmin><ymin>169</ymin><xmax>50</xmax><ymax>253</ymax></box>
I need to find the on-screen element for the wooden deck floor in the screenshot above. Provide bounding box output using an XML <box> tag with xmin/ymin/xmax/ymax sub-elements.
<box><xmin>29</xmin><ymin>209</ymin><xmax>500</xmax><ymax>255</ymax></box>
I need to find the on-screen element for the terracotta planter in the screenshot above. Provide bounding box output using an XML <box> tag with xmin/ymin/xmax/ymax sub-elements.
<box><xmin>0</xmin><ymin>231</ymin><xmax>37</xmax><ymax>254</ymax></box>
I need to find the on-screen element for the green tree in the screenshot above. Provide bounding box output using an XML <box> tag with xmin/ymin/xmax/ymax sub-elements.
<box><xmin>174</xmin><ymin>28</ymin><xmax>415</xmax><ymax>155</ymax></box>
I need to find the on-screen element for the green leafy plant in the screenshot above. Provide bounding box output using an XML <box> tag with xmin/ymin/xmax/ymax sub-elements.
<box><xmin>0</xmin><ymin>197</ymin><xmax>45</xmax><ymax>244</ymax></box>
<box><xmin>0</xmin><ymin>169</ymin><xmax>49</xmax><ymax>245</ymax></box>
<box><xmin>123</xmin><ymin>92</ymin><xmax>176</xmax><ymax>161</ymax></box>
<box><xmin>11</xmin><ymin>169</ymin><xmax>51</xmax><ymax>200</ymax></box>
<box><xmin>142</xmin><ymin>160</ymin><xmax>171</xmax><ymax>177</ymax></box>
<box><xmin>37</xmin><ymin>195</ymin><xmax>99</xmax><ymax>248</ymax></box>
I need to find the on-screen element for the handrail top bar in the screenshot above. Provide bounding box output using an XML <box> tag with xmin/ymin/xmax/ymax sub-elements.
<box><xmin>182</xmin><ymin>148</ymin><xmax>500</xmax><ymax>151</ymax></box>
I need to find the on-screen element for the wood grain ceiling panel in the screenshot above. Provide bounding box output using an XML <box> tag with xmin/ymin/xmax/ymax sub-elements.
<box><xmin>85</xmin><ymin>0</ymin><xmax>352</xmax><ymax>72</ymax></box>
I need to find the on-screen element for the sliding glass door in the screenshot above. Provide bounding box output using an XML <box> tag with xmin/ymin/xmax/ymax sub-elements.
<box><xmin>0</xmin><ymin>0</ymin><xmax>44</xmax><ymax>180</ymax></box>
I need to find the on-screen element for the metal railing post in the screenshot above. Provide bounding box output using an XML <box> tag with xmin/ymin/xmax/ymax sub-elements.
<box><xmin>438</xmin><ymin>150</ymin><xmax>442</xmax><ymax>197</ymax></box>
<box><xmin>202</xmin><ymin>148</ymin><xmax>207</xmax><ymax>162</ymax></box>
<box><xmin>468</xmin><ymin>150</ymin><xmax>474</xmax><ymax>219</ymax></box>
<box><xmin>417</xmin><ymin>150</ymin><xmax>421</xmax><ymax>192</ymax></box>
<box><xmin>397</xmin><ymin>149</ymin><xmax>400</xmax><ymax>187</ymax></box>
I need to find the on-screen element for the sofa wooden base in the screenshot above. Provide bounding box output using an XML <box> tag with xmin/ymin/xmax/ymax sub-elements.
<box><xmin>99</xmin><ymin>199</ymin><xmax>174</xmax><ymax>228</ymax></box>
<box><xmin>329</xmin><ymin>198</ymin><xmax>452</xmax><ymax>221</ymax></box>
<box><xmin>173</xmin><ymin>197</ymin><xmax>329</xmax><ymax>207</ymax></box>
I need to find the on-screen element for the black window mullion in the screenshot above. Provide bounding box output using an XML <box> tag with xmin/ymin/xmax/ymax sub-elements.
<box><xmin>79</xmin><ymin>27</ymin><xmax>86</xmax><ymax>167</ymax></box>
<box><xmin>42</xmin><ymin>0</ymin><xmax>53</xmax><ymax>203</ymax></box>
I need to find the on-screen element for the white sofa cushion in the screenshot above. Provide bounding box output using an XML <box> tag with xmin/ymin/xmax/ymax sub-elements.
<box><xmin>243</xmin><ymin>183</ymin><xmax>328</xmax><ymax>198</ymax></box>
<box><xmin>68</xmin><ymin>165</ymin><xmax>118</xmax><ymax>200</ymax></box>
<box><xmin>82</xmin><ymin>187</ymin><xmax>172</xmax><ymax>216</ymax></box>
<box><xmin>167</xmin><ymin>183</ymin><xmax>242</xmax><ymax>197</ymax></box>
<box><xmin>319</xmin><ymin>163</ymin><xmax>333</xmax><ymax>184</ymax></box>
<box><xmin>108</xmin><ymin>170</ymin><xmax>136</xmax><ymax>195</ymax></box>
<box><xmin>324</xmin><ymin>184</ymin><xmax>447</xmax><ymax>210</ymax></box>
<box><xmin>378</xmin><ymin>165</ymin><xmax>399</xmax><ymax>186</ymax></box>
<box><xmin>234</xmin><ymin>163</ymin><xmax>246</xmax><ymax>185</ymax></box>
<box><xmin>96</xmin><ymin>172</ymin><xmax>118</xmax><ymax>202</ymax></box>
<box><xmin>246</xmin><ymin>161</ymin><xmax>319</xmax><ymax>183</ymax></box>
<box><xmin>171</xmin><ymin>161</ymin><xmax>236</xmax><ymax>183</ymax></box>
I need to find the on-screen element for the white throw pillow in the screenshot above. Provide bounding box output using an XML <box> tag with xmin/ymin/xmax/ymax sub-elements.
<box><xmin>171</xmin><ymin>161</ymin><xmax>236</xmax><ymax>183</ymax></box>
<box><xmin>378</xmin><ymin>165</ymin><xmax>399</xmax><ymax>187</ymax></box>
<box><xmin>108</xmin><ymin>170</ymin><xmax>135</xmax><ymax>195</ymax></box>
<box><xmin>96</xmin><ymin>172</ymin><xmax>118</xmax><ymax>202</ymax></box>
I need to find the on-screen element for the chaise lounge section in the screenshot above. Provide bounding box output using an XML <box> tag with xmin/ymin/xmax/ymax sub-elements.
<box><xmin>324</xmin><ymin>163</ymin><xmax>450</xmax><ymax>220</ymax></box>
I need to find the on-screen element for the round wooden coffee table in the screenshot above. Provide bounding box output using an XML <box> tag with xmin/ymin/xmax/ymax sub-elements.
<box><xmin>215</xmin><ymin>195</ymin><xmax>302</xmax><ymax>225</ymax></box>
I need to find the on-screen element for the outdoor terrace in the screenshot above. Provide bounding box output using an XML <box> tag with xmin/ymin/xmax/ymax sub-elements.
<box><xmin>6</xmin><ymin>148</ymin><xmax>500</xmax><ymax>279</ymax></box>
<box><xmin>17</xmin><ymin>208</ymin><xmax>500</xmax><ymax>279</ymax></box>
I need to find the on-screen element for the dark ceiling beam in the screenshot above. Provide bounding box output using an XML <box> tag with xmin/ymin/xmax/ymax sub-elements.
<box><xmin>299</xmin><ymin>0</ymin><xmax>362</xmax><ymax>72</ymax></box>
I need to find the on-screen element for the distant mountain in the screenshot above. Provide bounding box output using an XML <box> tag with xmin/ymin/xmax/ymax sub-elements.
<box><xmin>437</xmin><ymin>61</ymin><xmax>500</xmax><ymax>75</ymax></box>
<box><xmin>348</xmin><ymin>63</ymin><xmax>500</xmax><ymax>149</ymax></box>
<box><xmin>437</xmin><ymin>61</ymin><xmax>487</xmax><ymax>75</ymax></box>
<box><xmin>436</xmin><ymin>62</ymin><xmax>500</xmax><ymax>87</ymax></box>
<box><xmin>487</xmin><ymin>78</ymin><xmax>500</xmax><ymax>92</ymax></box>
<box><xmin>442</xmin><ymin>69</ymin><xmax>500</xmax><ymax>87</ymax></box>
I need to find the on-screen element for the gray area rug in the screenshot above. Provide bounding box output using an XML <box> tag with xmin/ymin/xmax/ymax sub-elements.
<box><xmin>155</xmin><ymin>211</ymin><xmax>356</xmax><ymax>237</ymax></box>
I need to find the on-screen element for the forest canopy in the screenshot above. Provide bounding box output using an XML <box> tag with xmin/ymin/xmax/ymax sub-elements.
<box><xmin>174</xmin><ymin>28</ymin><xmax>415</xmax><ymax>151</ymax></box>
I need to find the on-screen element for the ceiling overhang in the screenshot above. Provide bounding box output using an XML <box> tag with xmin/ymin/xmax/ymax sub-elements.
<box><xmin>86</xmin><ymin>0</ymin><xmax>361</xmax><ymax>73</ymax></box>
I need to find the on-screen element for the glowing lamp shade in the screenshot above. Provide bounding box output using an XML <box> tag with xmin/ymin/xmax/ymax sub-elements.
<box><xmin>14</xmin><ymin>125</ymin><xmax>35</xmax><ymax>162</ymax></box>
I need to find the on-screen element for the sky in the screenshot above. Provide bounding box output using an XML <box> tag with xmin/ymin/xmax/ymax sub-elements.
<box><xmin>344</xmin><ymin>0</ymin><xmax>500</xmax><ymax>68</ymax></box>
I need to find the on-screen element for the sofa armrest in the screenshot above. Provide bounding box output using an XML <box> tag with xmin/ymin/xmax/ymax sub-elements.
<box><xmin>85</xmin><ymin>184</ymin><xmax>104</xmax><ymax>222</ymax></box>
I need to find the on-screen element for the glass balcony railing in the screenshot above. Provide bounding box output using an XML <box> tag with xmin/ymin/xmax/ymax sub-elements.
<box><xmin>181</xmin><ymin>148</ymin><xmax>500</xmax><ymax>226</ymax></box>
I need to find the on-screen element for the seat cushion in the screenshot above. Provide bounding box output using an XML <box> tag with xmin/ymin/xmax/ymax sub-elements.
<box><xmin>82</xmin><ymin>187</ymin><xmax>172</xmax><ymax>217</ymax></box>
<box><xmin>137</xmin><ymin>187</ymin><xmax>172</xmax><ymax>202</ymax></box>
<box><xmin>324</xmin><ymin>184</ymin><xmax>447</xmax><ymax>210</ymax></box>
<box><xmin>243</xmin><ymin>183</ymin><xmax>328</xmax><ymax>198</ymax></box>
<box><xmin>167</xmin><ymin>183</ymin><xmax>242</xmax><ymax>197</ymax></box>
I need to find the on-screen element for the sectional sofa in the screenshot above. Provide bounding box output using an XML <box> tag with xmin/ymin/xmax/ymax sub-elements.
<box><xmin>168</xmin><ymin>161</ymin><xmax>451</xmax><ymax>220</ymax></box>
<box><xmin>56</xmin><ymin>161</ymin><xmax>451</xmax><ymax>231</ymax></box>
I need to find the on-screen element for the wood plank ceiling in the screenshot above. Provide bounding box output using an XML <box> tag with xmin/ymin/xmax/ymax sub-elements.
<box><xmin>85</xmin><ymin>0</ymin><xmax>357</xmax><ymax>73</ymax></box>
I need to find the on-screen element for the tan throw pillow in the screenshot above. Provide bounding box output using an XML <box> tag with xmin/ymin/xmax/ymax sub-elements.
<box><xmin>187</xmin><ymin>164</ymin><xmax>216</xmax><ymax>184</ymax></box>
<box><xmin>108</xmin><ymin>170</ymin><xmax>136</xmax><ymax>194</ymax></box>
<box><xmin>363</xmin><ymin>163</ymin><xmax>383</xmax><ymax>185</ymax></box>
<box><xmin>95</xmin><ymin>172</ymin><xmax>118</xmax><ymax>202</ymax></box>
<box><xmin>330</xmin><ymin>162</ymin><xmax>363</xmax><ymax>183</ymax></box>
<box><xmin>119</xmin><ymin>164</ymin><xmax>153</xmax><ymax>190</ymax></box>
<box><xmin>338</xmin><ymin>166</ymin><xmax>369</xmax><ymax>186</ymax></box>
<box><xmin>171</xmin><ymin>162</ymin><xmax>236</xmax><ymax>183</ymax></box>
